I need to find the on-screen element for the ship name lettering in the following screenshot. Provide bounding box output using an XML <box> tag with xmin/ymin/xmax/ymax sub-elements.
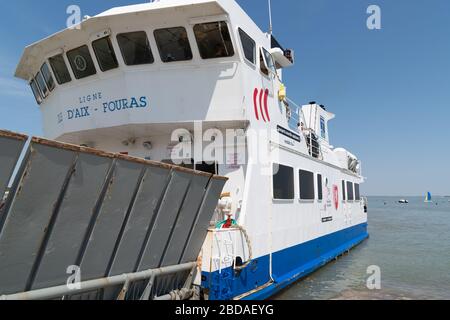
<box><xmin>67</xmin><ymin>106</ymin><xmax>90</xmax><ymax>120</ymax></box>
<box><xmin>103</xmin><ymin>96</ymin><xmax>148</xmax><ymax>113</ymax></box>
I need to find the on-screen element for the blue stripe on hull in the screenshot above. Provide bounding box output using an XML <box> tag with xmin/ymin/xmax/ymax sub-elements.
<box><xmin>202</xmin><ymin>223</ymin><xmax>369</xmax><ymax>300</ymax></box>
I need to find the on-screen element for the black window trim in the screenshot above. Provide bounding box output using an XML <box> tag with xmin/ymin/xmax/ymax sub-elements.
<box><xmin>342</xmin><ymin>180</ymin><xmax>346</xmax><ymax>202</ymax></box>
<box><xmin>259</xmin><ymin>48</ymin><xmax>270</xmax><ymax>77</ymax></box>
<box><xmin>299</xmin><ymin>169</ymin><xmax>315</xmax><ymax>201</ymax></box>
<box><xmin>193</xmin><ymin>21</ymin><xmax>235</xmax><ymax>60</ymax></box>
<box><xmin>35</xmin><ymin>71</ymin><xmax>49</xmax><ymax>99</ymax></box>
<box><xmin>48</xmin><ymin>54</ymin><xmax>72</xmax><ymax>85</ymax></box>
<box><xmin>40</xmin><ymin>62</ymin><xmax>56</xmax><ymax>92</ymax></box>
<box><xmin>317</xmin><ymin>173</ymin><xmax>323</xmax><ymax>201</ymax></box>
<box><xmin>66</xmin><ymin>44</ymin><xmax>98</xmax><ymax>80</ymax></box>
<box><xmin>355</xmin><ymin>183</ymin><xmax>361</xmax><ymax>201</ymax></box>
<box><xmin>116</xmin><ymin>30</ymin><xmax>155</xmax><ymax>66</ymax></box>
<box><xmin>272</xmin><ymin>163</ymin><xmax>295</xmax><ymax>201</ymax></box>
<box><xmin>91</xmin><ymin>36</ymin><xmax>119</xmax><ymax>72</ymax></box>
<box><xmin>153</xmin><ymin>26</ymin><xmax>194</xmax><ymax>63</ymax></box>
<box><xmin>237</xmin><ymin>27</ymin><xmax>256</xmax><ymax>66</ymax></box>
<box><xmin>346</xmin><ymin>181</ymin><xmax>355</xmax><ymax>202</ymax></box>
<box><xmin>259</xmin><ymin>47</ymin><xmax>276</xmax><ymax>79</ymax></box>
<box><xmin>29</xmin><ymin>78</ymin><xmax>43</xmax><ymax>105</ymax></box>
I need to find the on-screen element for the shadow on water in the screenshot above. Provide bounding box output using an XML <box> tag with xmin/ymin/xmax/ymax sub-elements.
<box><xmin>273</xmin><ymin>196</ymin><xmax>450</xmax><ymax>300</ymax></box>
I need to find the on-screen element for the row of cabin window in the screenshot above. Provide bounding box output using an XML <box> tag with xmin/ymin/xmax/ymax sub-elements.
<box><xmin>342</xmin><ymin>180</ymin><xmax>361</xmax><ymax>202</ymax></box>
<box><xmin>29</xmin><ymin>21</ymin><xmax>235</xmax><ymax>104</ymax></box>
<box><xmin>272</xmin><ymin>164</ymin><xmax>361</xmax><ymax>201</ymax></box>
<box><xmin>30</xmin><ymin>23</ymin><xmax>274</xmax><ymax>105</ymax></box>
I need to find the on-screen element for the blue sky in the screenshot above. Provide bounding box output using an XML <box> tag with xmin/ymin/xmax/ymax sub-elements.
<box><xmin>0</xmin><ymin>0</ymin><xmax>449</xmax><ymax>196</ymax></box>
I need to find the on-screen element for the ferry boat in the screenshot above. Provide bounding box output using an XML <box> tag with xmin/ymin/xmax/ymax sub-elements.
<box><xmin>12</xmin><ymin>0</ymin><xmax>368</xmax><ymax>300</ymax></box>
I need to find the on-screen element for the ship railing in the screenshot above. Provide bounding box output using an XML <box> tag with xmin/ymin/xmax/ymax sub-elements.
<box><xmin>285</xmin><ymin>97</ymin><xmax>323</xmax><ymax>160</ymax></box>
<box><xmin>0</xmin><ymin>262</ymin><xmax>197</xmax><ymax>301</ymax></box>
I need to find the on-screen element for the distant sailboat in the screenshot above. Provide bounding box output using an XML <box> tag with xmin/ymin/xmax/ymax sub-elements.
<box><xmin>424</xmin><ymin>192</ymin><xmax>432</xmax><ymax>203</ymax></box>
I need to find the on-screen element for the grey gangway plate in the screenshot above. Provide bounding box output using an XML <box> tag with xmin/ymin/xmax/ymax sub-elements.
<box><xmin>0</xmin><ymin>130</ymin><xmax>226</xmax><ymax>299</ymax></box>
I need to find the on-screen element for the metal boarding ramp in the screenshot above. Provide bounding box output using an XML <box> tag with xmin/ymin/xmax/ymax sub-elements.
<box><xmin>0</xmin><ymin>130</ymin><xmax>227</xmax><ymax>300</ymax></box>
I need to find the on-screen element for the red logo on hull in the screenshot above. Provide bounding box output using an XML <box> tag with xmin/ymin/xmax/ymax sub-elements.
<box><xmin>333</xmin><ymin>185</ymin><xmax>339</xmax><ymax>210</ymax></box>
<box><xmin>253</xmin><ymin>88</ymin><xmax>270</xmax><ymax>122</ymax></box>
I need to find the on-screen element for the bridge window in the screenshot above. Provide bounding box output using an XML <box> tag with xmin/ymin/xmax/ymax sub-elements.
<box><xmin>35</xmin><ymin>71</ymin><xmax>48</xmax><ymax>98</ymax></box>
<box><xmin>273</xmin><ymin>164</ymin><xmax>294</xmax><ymax>200</ymax></box>
<box><xmin>117</xmin><ymin>31</ymin><xmax>154</xmax><ymax>66</ymax></box>
<box><xmin>355</xmin><ymin>183</ymin><xmax>361</xmax><ymax>200</ymax></box>
<box><xmin>40</xmin><ymin>63</ymin><xmax>55</xmax><ymax>92</ymax></box>
<box><xmin>67</xmin><ymin>45</ymin><xmax>97</xmax><ymax>79</ymax></box>
<box><xmin>260</xmin><ymin>50</ymin><xmax>269</xmax><ymax>76</ymax></box>
<box><xmin>342</xmin><ymin>180</ymin><xmax>346</xmax><ymax>201</ymax></box>
<box><xmin>194</xmin><ymin>21</ymin><xmax>234</xmax><ymax>59</ymax></box>
<box><xmin>320</xmin><ymin>116</ymin><xmax>326</xmax><ymax>139</ymax></box>
<box><xmin>29</xmin><ymin>79</ymin><xmax>43</xmax><ymax>105</ymax></box>
<box><xmin>49</xmin><ymin>54</ymin><xmax>71</xmax><ymax>85</ymax></box>
<box><xmin>299</xmin><ymin>169</ymin><xmax>315</xmax><ymax>200</ymax></box>
<box><xmin>154</xmin><ymin>27</ymin><xmax>193</xmax><ymax>62</ymax></box>
<box><xmin>346</xmin><ymin>181</ymin><xmax>354</xmax><ymax>201</ymax></box>
<box><xmin>262</xmin><ymin>47</ymin><xmax>276</xmax><ymax>74</ymax></box>
<box><xmin>238</xmin><ymin>28</ymin><xmax>255</xmax><ymax>64</ymax></box>
<box><xmin>92</xmin><ymin>37</ymin><xmax>119</xmax><ymax>72</ymax></box>
<box><xmin>317</xmin><ymin>174</ymin><xmax>323</xmax><ymax>201</ymax></box>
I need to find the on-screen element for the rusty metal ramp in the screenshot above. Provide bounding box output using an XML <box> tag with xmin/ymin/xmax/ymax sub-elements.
<box><xmin>0</xmin><ymin>130</ymin><xmax>226</xmax><ymax>300</ymax></box>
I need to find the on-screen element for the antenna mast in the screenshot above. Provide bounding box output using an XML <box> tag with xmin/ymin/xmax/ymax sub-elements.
<box><xmin>268</xmin><ymin>0</ymin><xmax>273</xmax><ymax>35</ymax></box>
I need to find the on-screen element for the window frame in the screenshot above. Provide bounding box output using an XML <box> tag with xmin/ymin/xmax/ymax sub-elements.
<box><xmin>153</xmin><ymin>26</ymin><xmax>193</xmax><ymax>63</ymax></box>
<box><xmin>272</xmin><ymin>163</ymin><xmax>295</xmax><ymax>201</ymax></box>
<box><xmin>116</xmin><ymin>31</ymin><xmax>155</xmax><ymax>66</ymax></box>
<box><xmin>299</xmin><ymin>169</ymin><xmax>315</xmax><ymax>201</ymax></box>
<box><xmin>259</xmin><ymin>48</ymin><xmax>269</xmax><ymax>76</ymax></box>
<box><xmin>342</xmin><ymin>180</ymin><xmax>346</xmax><ymax>201</ymax></box>
<box><xmin>320</xmin><ymin>116</ymin><xmax>326</xmax><ymax>139</ymax></box>
<box><xmin>48</xmin><ymin>54</ymin><xmax>72</xmax><ymax>85</ymax></box>
<box><xmin>355</xmin><ymin>183</ymin><xmax>361</xmax><ymax>201</ymax></box>
<box><xmin>29</xmin><ymin>78</ymin><xmax>43</xmax><ymax>105</ymax></box>
<box><xmin>346</xmin><ymin>181</ymin><xmax>355</xmax><ymax>201</ymax></box>
<box><xmin>260</xmin><ymin>47</ymin><xmax>276</xmax><ymax>77</ymax></box>
<box><xmin>35</xmin><ymin>71</ymin><xmax>49</xmax><ymax>99</ymax></box>
<box><xmin>40</xmin><ymin>63</ymin><xmax>56</xmax><ymax>92</ymax></box>
<box><xmin>238</xmin><ymin>28</ymin><xmax>256</xmax><ymax>65</ymax></box>
<box><xmin>193</xmin><ymin>21</ymin><xmax>235</xmax><ymax>60</ymax></box>
<box><xmin>92</xmin><ymin>36</ymin><xmax>119</xmax><ymax>72</ymax></box>
<box><xmin>317</xmin><ymin>173</ymin><xmax>323</xmax><ymax>201</ymax></box>
<box><xmin>66</xmin><ymin>45</ymin><xmax>97</xmax><ymax>80</ymax></box>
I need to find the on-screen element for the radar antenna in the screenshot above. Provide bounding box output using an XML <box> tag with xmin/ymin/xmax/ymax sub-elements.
<box><xmin>268</xmin><ymin>0</ymin><xmax>273</xmax><ymax>35</ymax></box>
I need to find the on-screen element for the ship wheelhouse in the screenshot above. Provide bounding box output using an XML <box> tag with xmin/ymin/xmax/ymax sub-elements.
<box><xmin>16</xmin><ymin>2</ymin><xmax>243</xmax><ymax>144</ymax></box>
<box><xmin>16</xmin><ymin>0</ymin><xmax>296</xmax><ymax>148</ymax></box>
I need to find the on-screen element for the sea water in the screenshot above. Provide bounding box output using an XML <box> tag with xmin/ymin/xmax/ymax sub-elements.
<box><xmin>274</xmin><ymin>196</ymin><xmax>450</xmax><ymax>300</ymax></box>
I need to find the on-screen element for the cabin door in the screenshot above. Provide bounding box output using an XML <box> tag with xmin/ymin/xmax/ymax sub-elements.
<box><xmin>321</xmin><ymin>177</ymin><xmax>333</xmax><ymax>222</ymax></box>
